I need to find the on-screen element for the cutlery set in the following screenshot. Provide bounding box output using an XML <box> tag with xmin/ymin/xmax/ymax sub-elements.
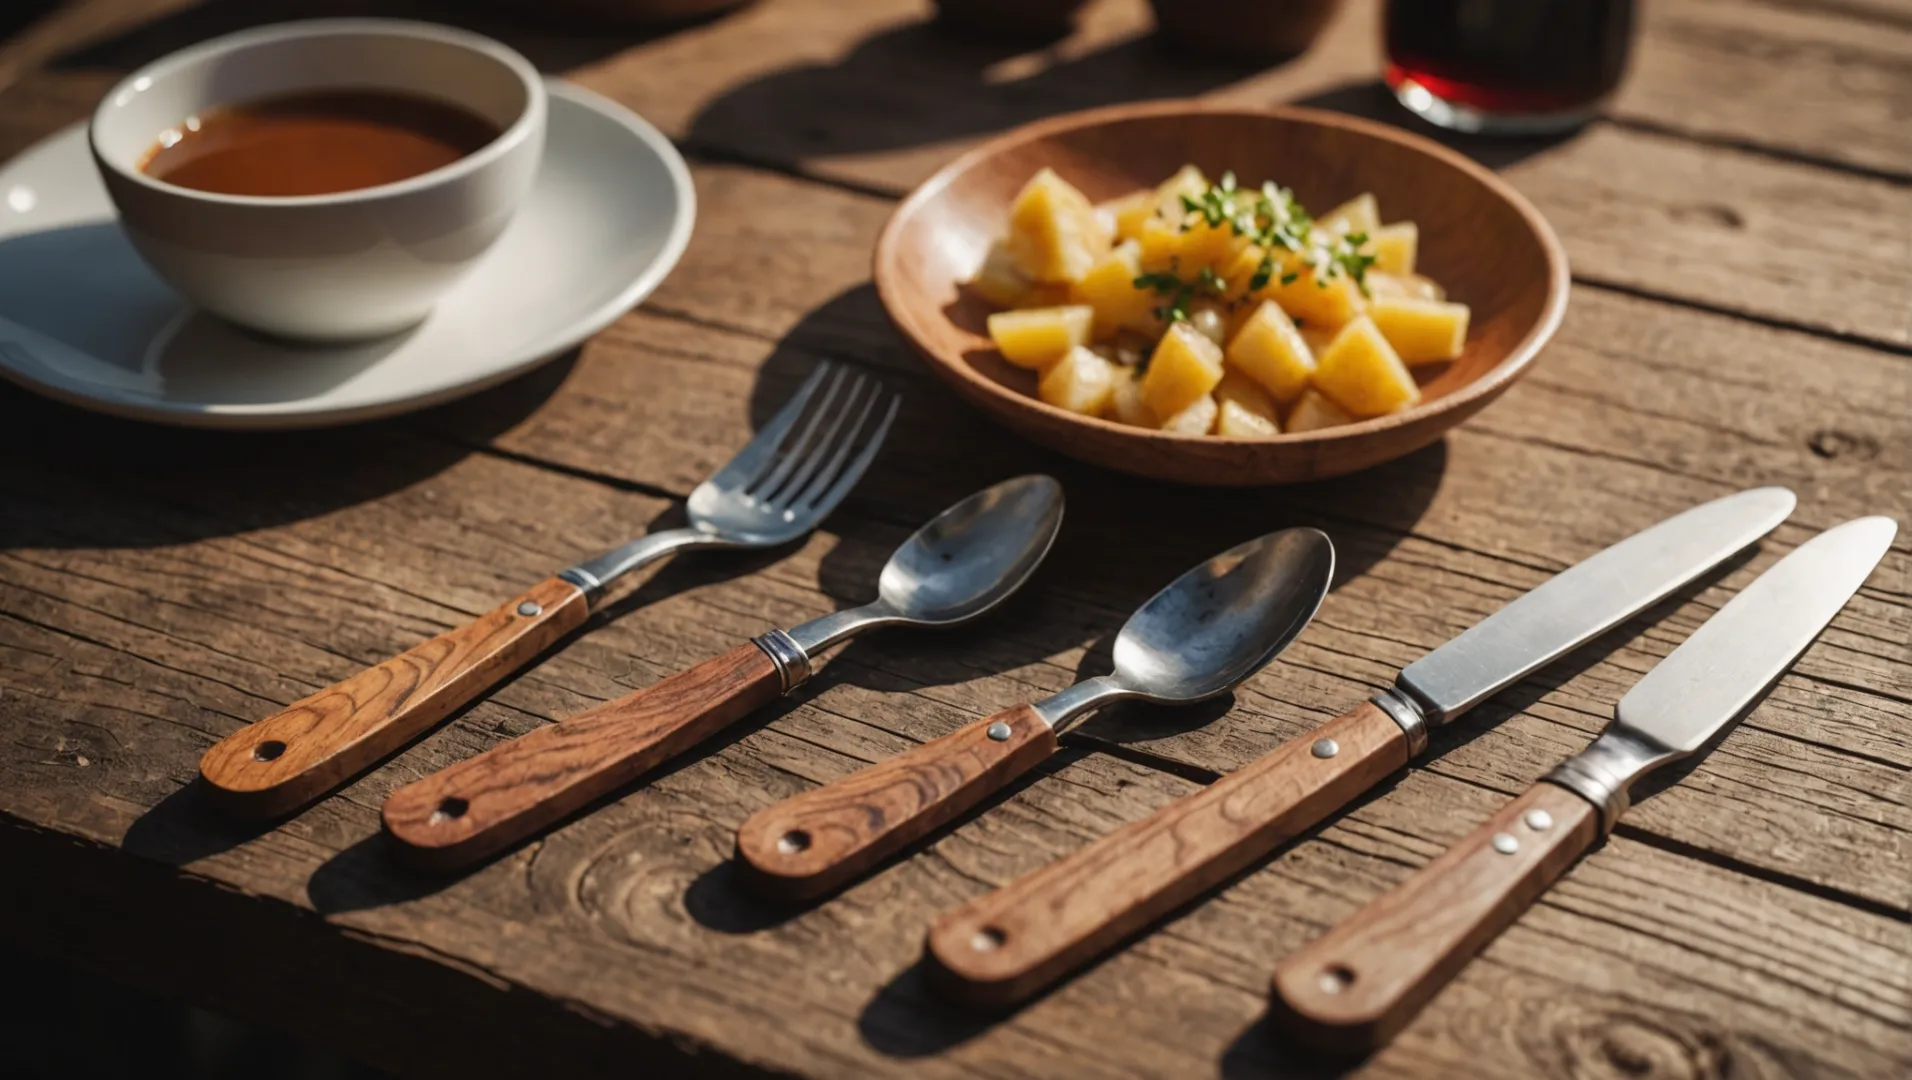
<box><xmin>196</xmin><ymin>369</ymin><xmax>1895</xmax><ymax>1052</ymax></box>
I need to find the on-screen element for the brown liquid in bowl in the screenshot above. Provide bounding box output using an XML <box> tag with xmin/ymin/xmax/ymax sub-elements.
<box><xmin>139</xmin><ymin>89</ymin><xmax>504</xmax><ymax>197</ymax></box>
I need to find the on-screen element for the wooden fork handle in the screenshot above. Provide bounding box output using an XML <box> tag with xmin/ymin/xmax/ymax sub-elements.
<box><xmin>1272</xmin><ymin>782</ymin><xmax>1600</xmax><ymax>1053</ymax></box>
<box><xmin>382</xmin><ymin>642</ymin><xmax>783</xmax><ymax>870</ymax></box>
<box><xmin>926</xmin><ymin>701</ymin><xmax>1410</xmax><ymax>1007</ymax></box>
<box><xmin>199</xmin><ymin>576</ymin><xmax>590</xmax><ymax>818</ymax></box>
<box><xmin>735</xmin><ymin>704</ymin><xmax>1058</xmax><ymax>902</ymax></box>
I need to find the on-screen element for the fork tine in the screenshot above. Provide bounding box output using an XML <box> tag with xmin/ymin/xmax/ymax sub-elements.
<box><xmin>706</xmin><ymin>362</ymin><xmax>834</xmax><ymax>491</ymax></box>
<box><xmin>748</xmin><ymin>365</ymin><xmax>850</xmax><ymax>497</ymax></box>
<box><xmin>764</xmin><ymin>373</ymin><xmax>872</xmax><ymax>507</ymax></box>
<box><xmin>794</xmin><ymin>388</ymin><xmax>900</xmax><ymax>518</ymax></box>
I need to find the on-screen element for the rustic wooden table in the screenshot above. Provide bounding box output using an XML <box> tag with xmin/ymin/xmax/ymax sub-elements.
<box><xmin>2</xmin><ymin>1</ymin><xmax>1907</xmax><ymax>1077</ymax></box>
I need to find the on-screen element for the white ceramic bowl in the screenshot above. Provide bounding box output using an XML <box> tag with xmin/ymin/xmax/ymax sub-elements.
<box><xmin>89</xmin><ymin>19</ymin><xmax>546</xmax><ymax>341</ymax></box>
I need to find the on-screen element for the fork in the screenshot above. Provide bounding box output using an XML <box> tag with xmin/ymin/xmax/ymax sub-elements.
<box><xmin>199</xmin><ymin>363</ymin><xmax>900</xmax><ymax>817</ymax></box>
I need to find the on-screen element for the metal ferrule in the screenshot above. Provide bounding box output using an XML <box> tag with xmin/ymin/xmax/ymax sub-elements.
<box><xmin>751</xmin><ymin>628</ymin><xmax>813</xmax><ymax>695</ymax></box>
<box><xmin>1541</xmin><ymin>728</ymin><xmax>1672</xmax><ymax>835</ymax></box>
<box><xmin>1371</xmin><ymin>684</ymin><xmax>1430</xmax><ymax>757</ymax></box>
<box><xmin>556</xmin><ymin>566</ymin><xmax>601</xmax><ymax>598</ymax></box>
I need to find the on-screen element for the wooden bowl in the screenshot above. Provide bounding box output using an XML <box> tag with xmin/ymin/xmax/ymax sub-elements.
<box><xmin>873</xmin><ymin>102</ymin><xmax>1570</xmax><ymax>486</ymax></box>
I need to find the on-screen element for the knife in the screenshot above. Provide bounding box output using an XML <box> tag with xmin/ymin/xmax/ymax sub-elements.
<box><xmin>925</xmin><ymin>487</ymin><xmax>1797</xmax><ymax>1007</ymax></box>
<box><xmin>1271</xmin><ymin>515</ymin><xmax>1897</xmax><ymax>1052</ymax></box>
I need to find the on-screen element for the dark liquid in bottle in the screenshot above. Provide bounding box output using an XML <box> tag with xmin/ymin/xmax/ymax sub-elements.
<box><xmin>1385</xmin><ymin>0</ymin><xmax>1635</xmax><ymax>118</ymax></box>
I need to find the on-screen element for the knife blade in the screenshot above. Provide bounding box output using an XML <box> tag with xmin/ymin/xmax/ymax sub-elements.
<box><xmin>925</xmin><ymin>487</ymin><xmax>1795</xmax><ymax>1007</ymax></box>
<box><xmin>1395</xmin><ymin>485</ymin><xmax>1800</xmax><ymax>725</ymax></box>
<box><xmin>1273</xmin><ymin>515</ymin><xmax>1897</xmax><ymax>1053</ymax></box>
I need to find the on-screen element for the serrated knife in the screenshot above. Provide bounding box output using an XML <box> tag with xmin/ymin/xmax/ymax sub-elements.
<box><xmin>1272</xmin><ymin>514</ymin><xmax>1897</xmax><ymax>1052</ymax></box>
<box><xmin>926</xmin><ymin>487</ymin><xmax>1797</xmax><ymax>1007</ymax></box>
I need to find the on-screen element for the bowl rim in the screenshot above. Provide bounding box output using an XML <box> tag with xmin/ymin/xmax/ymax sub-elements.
<box><xmin>88</xmin><ymin>17</ymin><xmax>547</xmax><ymax>209</ymax></box>
<box><xmin>873</xmin><ymin>99</ymin><xmax>1571</xmax><ymax>449</ymax></box>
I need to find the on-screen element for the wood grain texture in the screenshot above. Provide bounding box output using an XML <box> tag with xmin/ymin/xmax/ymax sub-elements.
<box><xmin>198</xmin><ymin>575</ymin><xmax>587</xmax><ymax>818</ymax></box>
<box><xmin>383</xmin><ymin>642</ymin><xmax>781</xmax><ymax>870</ymax></box>
<box><xmin>927</xmin><ymin>701</ymin><xmax>1410</xmax><ymax>1007</ymax></box>
<box><xmin>0</xmin><ymin>1</ymin><xmax>1908</xmax><ymax>1077</ymax></box>
<box><xmin>874</xmin><ymin>102</ymin><xmax>1569</xmax><ymax>485</ymax></box>
<box><xmin>735</xmin><ymin>703</ymin><xmax>1058</xmax><ymax>901</ymax></box>
<box><xmin>1273</xmin><ymin>783</ymin><xmax>1603</xmax><ymax>1054</ymax></box>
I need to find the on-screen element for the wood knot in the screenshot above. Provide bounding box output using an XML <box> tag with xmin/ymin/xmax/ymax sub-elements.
<box><xmin>1807</xmin><ymin>428</ymin><xmax>1879</xmax><ymax>461</ymax></box>
<box><xmin>1574</xmin><ymin>1012</ymin><xmax>1730</xmax><ymax>1079</ymax></box>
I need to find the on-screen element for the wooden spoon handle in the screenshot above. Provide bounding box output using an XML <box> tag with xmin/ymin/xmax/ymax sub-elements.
<box><xmin>1272</xmin><ymin>782</ymin><xmax>1600</xmax><ymax>1053</ymax></box>
<box><xmin>925</xmin><ymin>701</ymin><xmax>1411</xmax><ymax>1007</ymax></box>
<box><xmin>199</xmin><ymin>576</ymin><xmax>590</xmax><ymax>818</ymax></box>
<box><xmin>736</xmin><ymin>704</ymin><xmax>1059</xmax><ymax>901</ymax></box>
<box><xmin>382</xmin><ymin>642</ymin><xmax>783</xmax><ymax>870</ymax></box>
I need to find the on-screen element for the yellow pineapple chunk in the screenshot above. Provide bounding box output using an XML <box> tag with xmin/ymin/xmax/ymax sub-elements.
<box><xmin>1285</xmin><ymin>388</ymin><xmax>1355</xmax><ymax>432</ymax></box>
<box><xmin>1038</xmin><ymin>345</ymin><xmax>1117</xmax><ymax>416</ymax></box>
<box><xmin>1318</xmin><ymin>192</ymin><xmax>1380</xmax><ymax>237</ymax></box>
<box><xmin>1225</xmin><ymin>300</ymin><xmax>1315</xmax><ymax>405</ymax></box>
<box><xmin>1159</xmin><ymin>393</ymin><xmax>1218</xmax><ymax>435</ymax></box>
<box><xmin>1014</xmin><ymin>282</ymin><xmax>1076</xmax><ymax>309</ymax></box>
<box><xmin>1369</xmin><ymin>222</ymin><xmax>1417</xmax><ymax>276</ymax></box>
<box><xmin>1369</xmin><ymin>296</ymin><xmax>1470</xmax><ymax>364</ymax></box>
<box><xmin>1153</xmin><ymin>165</ymin><xmax>1209</xmax><ymax>221</ymax></box>
<box><xmin>1007</xmin><ymin>168</ymin><xmax>1110</xmax><ymax>283</ymax></box>
<box><xmin>1213</xmin><ymin>367</ymin><xmax>1280</xmax><ymax>427</ymax></box>
<box><xmin>1218</xmin><ymin>244</ymin><xmax>1268</xmax><ymax>299</ymax></box>
<box><xmin>1313</xmin><ymin>315</ymin><xmax>1422</xmax><ymax>418</ymax></box>
<box><xmin>1105</xmin><ymin>369</ymin><xmax>1156</xmax><ymax>427</ymax></box>
<box><xmin>1215</xmin><ymin>398</ymin><xmax>1280</xmax><ymax>437</ymax></box>
<box><xmin>1102</xmin><ymin>190</ymin><xmax>1157</xmax><ymax>242</ymax></box>
<box><xmin>1255</xmin><ymin>257</ymin><xmax>1366</xmax><ymax>330</ymax></box>
<box><xmin>1137</xmin><ymin>216</ymin><xmax>1183</xmax><ymax>273</ymax></box>
<box><xmin>1367</xmin><ymin>272</ymin><xmax>1445</xmax><ymax>302</ymax></box>
<box><xmin>986</xmin><ymin>305</ymin><xmax>1094</xmax><ymax>369</ymax></box>
<box><xmin>1175</xmin><ymin>217</ymin><xmax>1240</xmax><ymax>273</ymax></box>
<box><xmin>969</xmin><ymin>240</ymin><xmax>1033</xmax><ymax>307</ymax></box>
<box><xmin>1071</xmin><ymin>241</ymin><xmax>1158</xmax><ymax>338</ymax></box>
<box><xmin>1140</xmin><ymin>322</ymin><xmax>1225</xmax><ymax>419</ymax></box>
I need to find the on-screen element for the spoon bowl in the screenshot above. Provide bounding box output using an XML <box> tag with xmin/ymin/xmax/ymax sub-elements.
<box><xmin>879</xmin><ymin>474</ymin><xmax>1065</xmax><ymax>625</ymax></box>
<box><xmin>1114</xmin><ymin>528</ymin><xmax>1335</xmax><ymax>702</ymax></box>
<box><xmin>786</xmin><ymin>475</ymin><xmax>1064</xmax><ymax>656</ymax></box>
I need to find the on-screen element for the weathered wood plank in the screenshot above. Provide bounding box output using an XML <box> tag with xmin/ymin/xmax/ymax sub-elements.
<box><xmin>5</xmin><ymin>345</ymin><xmax>1907</xmax><ymax>917</ymax></box>
<box><xmin>6</xmin><ymin>606</ymin><xmax>1908</xmax><ymax>1080</ymax></box>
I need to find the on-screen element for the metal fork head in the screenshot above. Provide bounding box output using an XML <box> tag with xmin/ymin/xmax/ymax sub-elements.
<box><xmin>686</xmin><ymin>362</ymin><xmax>900</xmax><ymax>545</ymax></box>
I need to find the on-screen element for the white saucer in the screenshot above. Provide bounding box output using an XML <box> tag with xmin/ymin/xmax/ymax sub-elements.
<box><xmin>0</xmin><ymin>80</ymin><xmax>694</xmax><ymax>428</ymax></box>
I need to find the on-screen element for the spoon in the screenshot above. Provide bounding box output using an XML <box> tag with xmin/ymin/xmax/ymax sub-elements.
<box><xmin>734</xmin><ymin>527</ymin><xmax>1335</xmax><ymax>901</ymax></box>
<box><xmin>382</xmin><ymin>475</ymin><xmax>1065</xmax><ymax>870</ymax></box>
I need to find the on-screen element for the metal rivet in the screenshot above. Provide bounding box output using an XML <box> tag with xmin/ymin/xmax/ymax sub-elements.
<box><xmin>1318</xmin><ymin>966</ymin><xmax>1354</xmax><ymax>994</ymax></box>
<box><xmin>1524</xmin><ymin>809</ymin><xmax>1554</xmax><ymax>832</ymax></box>
<box><xmin>972</xmin><ymin>927</ymin><xmax>1005</xmax><ymax>951</ymax></box>
<box><xmin>987</xmin><ymin>722</ymin><xmax>1012</xmax><ymax>742</ymax></box>
<box><xmin>1492</xmin><ymin>833</ymin><xmax>1519</xmax><ymax>855</ymax></box>
<box><xmin>517</xmin><ymin>600</ymin><xmax>542</xmax><ymax>617</ymax></box>
<box><xmin>1311</xmin><ymin>738</ymin><xmax>1339</xmax><ymax>759</ymax></box>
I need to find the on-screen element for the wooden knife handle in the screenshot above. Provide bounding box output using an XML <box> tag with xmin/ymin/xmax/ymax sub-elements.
<box><xmin>199</xmin><ymin>576</ymin><xmax>590</xmax><ymax>818</ymax></box>
<box><xmin>735</xmin><ymin>704</ymin><xmax>1058</xmax><ymax>902</ymax></box>
<box><xmin>926</xmin><ymin>701</ymin><xmax>1411</xmax><ymax>1007</ymax></box>
<box><xmin>382</xmin><ymin>642</ymin><xmax>783</xmax><ymax>870</ymax></box>
<box><xmin>1272</xmin><ymin>782</ymin><xmax>1600</xmax><ymax>1053</ymax></box>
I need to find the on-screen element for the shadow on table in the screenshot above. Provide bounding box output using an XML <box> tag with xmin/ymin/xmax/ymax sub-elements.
<box><xmin>685</xmin><ymin>16</ymin><xmax>1263</xmax><ymax>172</ymax></box>
<box><xmin>1220</xmin><ymin>1012</ymin><xmax>1366</xmax><ymax>1079</ymax></box>
<box><xmin>0</xmin><ymin>346</ymin><xmax>573</xmax><ymax>550</ymax></box>
<box><xmin>50</xmin><ymin>0</ymin><xmax>725</xmax><ymax>76</ymax></box>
